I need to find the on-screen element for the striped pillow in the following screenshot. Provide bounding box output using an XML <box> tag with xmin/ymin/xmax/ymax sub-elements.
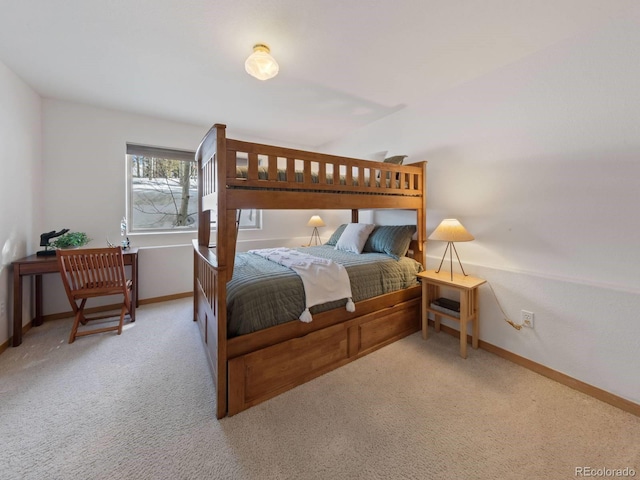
<box><xmin>363</xmin><ymin>225</ymin><xmax>416</xmax><ymax>260</ymax></box>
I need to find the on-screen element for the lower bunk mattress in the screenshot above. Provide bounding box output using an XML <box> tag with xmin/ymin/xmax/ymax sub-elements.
<box><xmin>227</xmin><ymin>245</ymin><xmax>423</xmax><ymax>337</ymax></box>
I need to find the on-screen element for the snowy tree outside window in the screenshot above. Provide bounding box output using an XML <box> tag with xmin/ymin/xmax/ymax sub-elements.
<box><xmin>126</xmin><ymin>144</ymin><xmax>260</xmax><ymax>233</ymax></box>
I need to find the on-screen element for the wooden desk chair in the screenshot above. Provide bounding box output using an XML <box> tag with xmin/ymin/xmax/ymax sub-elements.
<box><xmin>57</xmin><ymin>247</ymin><xmax>133</xmax><ymax>343</ymax></box>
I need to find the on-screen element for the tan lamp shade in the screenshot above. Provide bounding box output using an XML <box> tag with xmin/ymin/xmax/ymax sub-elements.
<box><xmin>245</xmin><ymin>44</ymin><xmax>279</xmax><ymax>81</ymax></box>
<box><xmin>307</xmin><ymin>215</ymin><xmax>326</xmax><ymax>228</ymax></box>
<box><xmin>428</xmin><ymin>218</ymin><xmax>474</xmax><ymax>279</ymax></box>
<box><xmin>428</xmin><ymin>219</ymin><xmax>474</xmax><ymax>242</ymax></box>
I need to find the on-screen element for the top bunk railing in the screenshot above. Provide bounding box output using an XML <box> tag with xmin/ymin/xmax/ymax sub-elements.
<box><xmin>221</xmin><ymin>139</ymin><xmax>423</xmax><ymax>197</ymax></box>
<box><xmin>198</xmin><ymin>136</ymin><xmax>424</xmax><ymax>200</ymax></box>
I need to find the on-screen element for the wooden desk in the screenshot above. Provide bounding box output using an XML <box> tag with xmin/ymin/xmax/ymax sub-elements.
<box><xmin>11</xmin><ymin>248</ymin><xmax>139</xmax><ymax>347</ymax></box>
<box><xmin>418</xmin><ymin>269</ymin><xmax>486</xmax><ymax>358</ymax></box>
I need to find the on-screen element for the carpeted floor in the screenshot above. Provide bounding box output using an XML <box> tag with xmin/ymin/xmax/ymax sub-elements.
<box><xmin>1</xmin><ymin>298</ymin><xmax>638</xmax><ymax>480</ymax></box>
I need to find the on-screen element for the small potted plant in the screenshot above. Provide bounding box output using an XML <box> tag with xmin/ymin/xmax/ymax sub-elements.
<box><xmin>52</xmin><ymin>232</ymin><xmax>91</xmax><ymax>249</ymax></box>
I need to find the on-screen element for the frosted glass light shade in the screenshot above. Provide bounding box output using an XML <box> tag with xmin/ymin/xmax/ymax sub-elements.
<box><xmin>307</xmin><ymin>215</ymin><xmax>325</xmax><ymax>227</ymax></box>
<box><xmin>428</xmin><ymin>219</ymin><xmax>474</xmax><ymax>242</ymax></box>
<box><xmin>245</xmin><ymin>44</ymin><xmax>279</xmax><ymax>81</ymax></box>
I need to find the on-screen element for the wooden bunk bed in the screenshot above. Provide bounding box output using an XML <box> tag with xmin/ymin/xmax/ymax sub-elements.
<box><xmin>193</xmin><ymin>123</ymin><xmax>427</xmax><ymax>418</ymax></box>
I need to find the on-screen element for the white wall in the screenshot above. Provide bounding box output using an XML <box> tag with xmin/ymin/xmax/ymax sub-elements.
<box><xmin>322</xmin><ymin>16</ymin><xmax>640</xmax><ymax>404</ymax></box>
<box><xmin>40</xmin><ymin>100</ymin><xmax>353</xmax><ymax>313</ymax></box>
<box><xmin>0</xmin><ymin>60</ymin><xmax>42</xmax><ymax>344</ymax></box>
<box><xmin>40</xmin><ymin>100</ymin><xmax>202</xmax><ymax>313</ymax></box>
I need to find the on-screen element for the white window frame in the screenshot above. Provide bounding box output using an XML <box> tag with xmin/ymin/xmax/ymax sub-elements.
<box><xmin>126</xmin><ymin>143</ymin><xmax>198</xmax><ymax>234</ymax></box>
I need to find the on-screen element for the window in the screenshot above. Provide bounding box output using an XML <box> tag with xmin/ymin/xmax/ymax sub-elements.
<box><xmin>126</xmin><ymin>144</ymin><xmax>198</xmax><ymax>233</ymax></box>
<box><xmin>126</xmin><ymin>144</ymin><xmax>262</xmax><ymax>233</ymax></box>
<box><xmin>231</xmin><ymin>208</ymin><xmax>262</xmax><ymax>230</ymax></box>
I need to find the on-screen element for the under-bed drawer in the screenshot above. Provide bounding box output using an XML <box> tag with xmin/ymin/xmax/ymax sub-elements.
<box><xmin>357</xmin><ymin>299</ymin><xmax>420</xmax><ymax>355</ymax></box>
<box><xmin>226</xmin><ymin>298</ymin><xmax>420</xmax><ymax>416</ymax></box>
<box><xmin>228</xmin><ymin>323</ymin><xmax>349</xmax><ymax>414</ymax></box>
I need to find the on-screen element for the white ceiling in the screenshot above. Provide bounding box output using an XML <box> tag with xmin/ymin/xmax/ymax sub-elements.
<box><xmin>0</xmin><ymin>0</ymin><xmax>635</xmax><ymax>148</ymax></box>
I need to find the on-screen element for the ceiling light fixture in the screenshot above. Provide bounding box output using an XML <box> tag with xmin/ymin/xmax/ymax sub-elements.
<box><xmin>245</xmin><ymin>44</ymin><xmax>279</xmax><ymax>81</ymax></box>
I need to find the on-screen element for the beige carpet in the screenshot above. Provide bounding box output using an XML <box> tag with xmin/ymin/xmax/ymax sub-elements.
<box><xmin>1</xmin><ymin>298</ymin><xmax>638</xmax><ymax>480</ymax></box>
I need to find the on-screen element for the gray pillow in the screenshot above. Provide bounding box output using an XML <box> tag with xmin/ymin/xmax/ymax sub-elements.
<box><xmin>325</xmin><ymin>224</ymin><xmax>347</xmax><ymax>246</ymax></box>
<box><xmin>381</xmin><ymin>155</ymin><xmax>407</xmax><ymax>181</ymax></box>
<box><xmin>383</xmin><ymin>155</ymin><xmax>407</xmax><ymax>165</ymax></box>
<box><xmin>363</xmin><ymin>225</ymin><xmax>416</xmax><ymax>260</ymax></box>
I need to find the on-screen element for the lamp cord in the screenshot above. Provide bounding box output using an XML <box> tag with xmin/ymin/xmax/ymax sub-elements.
<box><xmin>486</xmin><ymin>281</ymin><xmax>523</xmax><ymax>331</ymax></box>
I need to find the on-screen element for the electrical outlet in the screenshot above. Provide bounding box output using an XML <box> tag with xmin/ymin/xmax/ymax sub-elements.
<box><xmin>521</xmin><ymin>310</ymin><xmax>534</xmax><ymax>328</ymax></box>
<box><xmin>0</xmin><ymin>302</ymin><xmax>5</xmax><ymax>317</ymax></box>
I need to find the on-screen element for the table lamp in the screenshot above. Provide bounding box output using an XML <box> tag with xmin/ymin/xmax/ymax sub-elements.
<box><xmin>428</xmin><ymin>219</ymin><xmax>474</xmax><ymax>280</ymax></box>
<box><xmin>307</xmin><ymin>215</ymin><xmax>325</xmax><ymax>246</ymax></box>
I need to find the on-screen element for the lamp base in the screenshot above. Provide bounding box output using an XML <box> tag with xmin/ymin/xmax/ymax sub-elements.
<box><xmin>434</xmin><ymin>242</ymin><xmax>468</xmax><ymax>281</ymax></box>
<box><xmin>308</xmin><ymin>227</ymin><xmax>322</xmax><ymax>246</ymax></box>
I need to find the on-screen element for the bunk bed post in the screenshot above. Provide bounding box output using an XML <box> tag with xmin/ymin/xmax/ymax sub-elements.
<box><xmin>415</xmin><ymin>209</ymin><xmax>425</xmax><ymax>266</ymax></box>
<box><xmin>415</xmin><ymin>161</ymin><xmax>427</xmax><ymax>267</ymax></box>
<box><xmin>351</xmin><ymin>209</ymin><xmax>359</xmax><ymax>223</ymax></box>
<box><xmin>213</xmin><ymin>124</ymin><xmax>230</xmax><ymax>419</ymax></box>
<box><xmin>211</xmin><ymin>124</ymin><xmax>238</xmax><ymax>283</ymax></box>
<box><xmin>193</xmin><ymin>123</ymin><xmax>231</xmax><ymax>419</ymax></box>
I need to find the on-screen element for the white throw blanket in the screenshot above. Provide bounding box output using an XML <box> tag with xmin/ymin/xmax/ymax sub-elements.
<box><xmin>248</xmin><ymin>247</ymin><xmax>355</xmax><ymax>322</ymax></box>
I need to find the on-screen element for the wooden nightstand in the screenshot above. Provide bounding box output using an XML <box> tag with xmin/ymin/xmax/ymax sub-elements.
<box><xmin>417</xmin><ymin>270</ymin><xmax>486</xmax><ymax>358</ymax></box>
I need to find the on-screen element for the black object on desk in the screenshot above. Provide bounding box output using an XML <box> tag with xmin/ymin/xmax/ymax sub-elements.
<box><xmin>36</xmin><ymin>229</ymin><xmax>69</xmax><ymax>257</ymax></box>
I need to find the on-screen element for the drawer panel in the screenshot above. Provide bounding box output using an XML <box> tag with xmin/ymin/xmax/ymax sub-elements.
<box><xmin>358</xmin><ymin>300</ymin><xmax>420</xmax><ymax>354</ymax></box>
<box><xmin>241</xmin><ymin>323</ymin><xmax>348</xmax><ymax>402</ymax></box>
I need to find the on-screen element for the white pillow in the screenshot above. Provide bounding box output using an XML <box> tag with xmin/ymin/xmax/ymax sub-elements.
<box><xmin>335</xmin><ymin>223</ymin><xmax>375</xmax><ymax>254</ymax></box>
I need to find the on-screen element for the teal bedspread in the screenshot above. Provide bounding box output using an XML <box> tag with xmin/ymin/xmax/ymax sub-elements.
<box><xmin>227</xmin><ymin>245</ymin><xmax>423</xmax><ymax>337</ymax></box>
